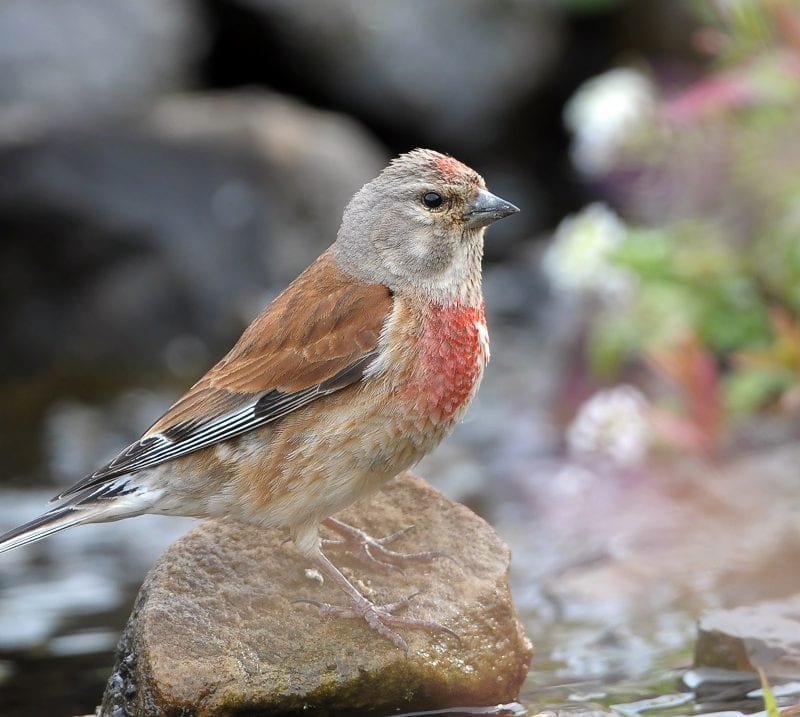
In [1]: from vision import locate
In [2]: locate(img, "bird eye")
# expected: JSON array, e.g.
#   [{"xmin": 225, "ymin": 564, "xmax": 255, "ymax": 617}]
[{"xmin": 421, "ymin": 191, "xmax": 444, "ymax": 209}]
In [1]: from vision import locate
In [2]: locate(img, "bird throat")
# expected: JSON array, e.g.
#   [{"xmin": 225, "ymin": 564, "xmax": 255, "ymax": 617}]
[{"xmin": 407, "ymin": 301, "xmax": 489, "ymax": 420}]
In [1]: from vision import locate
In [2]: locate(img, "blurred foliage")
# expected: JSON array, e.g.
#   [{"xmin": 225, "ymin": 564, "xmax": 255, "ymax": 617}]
[
  {"xmin": 646, "ymin": 335, "xmax": 724, "ymax": 456},
  {"xmin": 580, "ymin": 0, "xmax": 800, "ymax": 440}
]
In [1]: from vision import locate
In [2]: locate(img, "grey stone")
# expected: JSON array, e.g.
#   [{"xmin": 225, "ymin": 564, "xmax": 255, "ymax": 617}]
[
  {"xmin": 100, "ymin": 472, "xmax": 532, "ymax": 716},
  {"xmin": 695, "ymin": 596, "xmax": 800, "ymax": 679}
]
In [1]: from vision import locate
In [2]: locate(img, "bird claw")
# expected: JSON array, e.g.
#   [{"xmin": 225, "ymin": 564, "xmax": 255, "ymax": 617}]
[
  {"xmin": 322, "ymin": 518, "xmax": 454, "ymax": 571},
  {"xmin": 296, "ymin": 591, "xmax": 459, "ymax": 651}
]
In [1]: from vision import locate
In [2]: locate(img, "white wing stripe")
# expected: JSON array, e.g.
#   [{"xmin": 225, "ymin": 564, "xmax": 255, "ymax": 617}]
[{"xmin": 102, "ymin": 387, "xmax": 328, "ymax": 476}]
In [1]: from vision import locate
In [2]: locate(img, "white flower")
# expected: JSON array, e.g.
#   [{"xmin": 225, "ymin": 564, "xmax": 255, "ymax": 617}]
[
  {"xmin": 567, "ymin": 385, "xmax": 651, "ymax": 468},
  {"xmin": 564, "ymin": 67, "xmax": 656, "ymax": 175},
  {"xmin": 541, "ymin": 203, "xmax": 634, "ymax": 301}
]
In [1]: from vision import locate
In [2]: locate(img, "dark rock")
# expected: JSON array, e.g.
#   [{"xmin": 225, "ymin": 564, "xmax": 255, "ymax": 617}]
[
  {"xmin": 694, "ymin": 595, "xmax": 800, "ymax": 678},
  {"xmin": 100, "ymin": 472, "xmax": 532, "ymax": 716},
  {"xmin": 0, "ymin": 91, "xmax": 387, "ymax": 379},
  {"xmin": 230, "ymin": 0, "xmax": 562, "ymax": 149}
]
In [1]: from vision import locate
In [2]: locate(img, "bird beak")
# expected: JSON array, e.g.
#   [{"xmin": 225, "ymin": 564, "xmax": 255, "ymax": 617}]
[{"xmin": 465, "ymin": 189, "xmax": 520, "ymax": 228}]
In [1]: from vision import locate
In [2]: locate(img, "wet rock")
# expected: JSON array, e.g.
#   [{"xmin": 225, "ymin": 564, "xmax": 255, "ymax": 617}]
[
  {"xmin": 0, "ymin": 91, "xmax": 387, "ymax": 379},
  {"xmin": 694, "ymin": 595, "xmax": 800, "ymax": 678},
  {"xmin": 681, "ymin": 666, "xmax": 763, "ymax": 713},
  {"xmin": 100, "ymin": 472, "xmax": 532, "ymax": 716}
]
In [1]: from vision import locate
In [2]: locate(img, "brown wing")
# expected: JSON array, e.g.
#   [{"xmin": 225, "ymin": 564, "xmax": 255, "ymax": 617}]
[
  {"xmin": 150, "ymin": 251, "xmax": 390, "ymax": 428},
  {"xmin": 55, "ymin": 252, "xmax": 392, "ymax": 500}
]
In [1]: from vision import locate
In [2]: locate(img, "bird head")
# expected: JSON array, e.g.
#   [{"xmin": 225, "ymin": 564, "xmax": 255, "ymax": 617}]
[{"xmin": 334, "ymin": 149, "xmax": 518, "ymax": 305}]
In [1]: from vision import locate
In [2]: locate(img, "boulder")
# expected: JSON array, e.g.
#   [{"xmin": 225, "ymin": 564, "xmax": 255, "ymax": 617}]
[
  {"xmin": 231, "ymin": 0, "xmax": 562, "ymax": 150},
  {"xmin": 694, "ymin": 595, "xmax": 800, "ymax": 678},
  {"xmin": 100, "ymin": 472, "xmax": 532, "ymax": 716},
  {"xmin": 0, "ymin": 91, "xmax": 387, "ymax": 379}
]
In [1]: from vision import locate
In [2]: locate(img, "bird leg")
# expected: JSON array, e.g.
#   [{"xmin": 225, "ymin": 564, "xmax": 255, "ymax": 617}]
[
  {"xmin": 297, "ymin": 546, "xmax": 457, "ymax": 651},
  {"xmin": 321, "ymin": 517, "xmax": 448, "ymax": 570}
]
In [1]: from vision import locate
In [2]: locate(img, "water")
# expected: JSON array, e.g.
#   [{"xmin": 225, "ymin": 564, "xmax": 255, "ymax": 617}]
[
  {"xmin": 0, "ymin": 496, "xmax": 194, "ymax": 716},
  {"xmin": 1, "ymin": 568, "xmax": 792, "ymax": 717},
  {"xmin": 1, "ymin": 325, "xmax": 799, "ymax": 715},
  {"xmin": 0, "ymin": 503, "xmax": 794, "ymax": 716}
]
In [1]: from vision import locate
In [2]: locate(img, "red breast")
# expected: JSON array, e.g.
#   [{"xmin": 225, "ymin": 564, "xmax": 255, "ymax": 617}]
[{"xmin": 401, "ymin": 300, "xmax": 489, "ymax": 420}]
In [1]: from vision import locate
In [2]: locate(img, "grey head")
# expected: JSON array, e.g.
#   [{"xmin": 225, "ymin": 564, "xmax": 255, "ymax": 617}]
[{"xmin": 333, "ymin": 149, "xmax": 518, "ymax": 306}]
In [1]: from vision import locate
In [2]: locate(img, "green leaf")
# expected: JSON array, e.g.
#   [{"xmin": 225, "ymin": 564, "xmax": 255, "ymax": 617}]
[
  {"xmin": 758, "ymin": 666, "xmax": 780, "ymax": 717},
  {"xmin": 724, "ymin": 367, "xmax": 795, "ymax": 414}
]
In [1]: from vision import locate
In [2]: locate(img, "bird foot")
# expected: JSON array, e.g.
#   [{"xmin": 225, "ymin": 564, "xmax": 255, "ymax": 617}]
[
  {"xmin": 295, "ymin": 592, "xmax": 458, "ymax": 651},
  {"xmin": 322, "ymin": 517, "xmax": 450, "ymax": 571}
]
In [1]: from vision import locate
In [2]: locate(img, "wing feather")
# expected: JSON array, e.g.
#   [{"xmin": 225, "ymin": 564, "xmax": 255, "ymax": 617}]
[{"xmin": 54, "ymin": 252, "xmax": 392, "ymax": 500}]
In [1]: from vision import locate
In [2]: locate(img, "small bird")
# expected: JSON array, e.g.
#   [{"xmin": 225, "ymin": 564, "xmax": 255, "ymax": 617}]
[{"xmin": 0, "ymin": 149, "xmax": 518, "ymax": 648}]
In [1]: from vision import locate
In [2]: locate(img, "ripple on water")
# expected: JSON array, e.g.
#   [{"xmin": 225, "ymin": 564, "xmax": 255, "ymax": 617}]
[
  {"xmin": 0, "ymin": 571, "xmax": 120, "ymax": 650},
  {"xmin": 0, "ymin": 489, "xmax": 195, "ymax": 652},
  {"xmin": 47, "ymin": 629, "xmax": 120, "ymax": 657}
]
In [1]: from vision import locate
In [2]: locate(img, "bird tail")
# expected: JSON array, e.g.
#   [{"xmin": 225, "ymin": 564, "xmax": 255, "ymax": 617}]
[
  {"xmin": 0, "ymin": 482, "xmax": 154, "ymax": 554},
  {"xmin": 0, "ymin": 504, "xmax": 101, "ymax": 554}
]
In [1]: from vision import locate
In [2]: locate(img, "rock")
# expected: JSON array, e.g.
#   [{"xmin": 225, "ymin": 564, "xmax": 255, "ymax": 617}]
[
  {"xmin": 0, "ymin": 90, "xmax": 387, "ymax": 380},
  {"xmin": 694, "ymin": 596, "xmax": 800, "ymax": 678},
  {"xmin": 0, "ymin": 0, "xmax": 204, "ymax": 142},
  {"xmin": 100, "ymin": 472, "xmax": 532, "ymax": 716},
  {"xmin": 230, "ymin": 0, "xmax": 562, "ymax": 149}
]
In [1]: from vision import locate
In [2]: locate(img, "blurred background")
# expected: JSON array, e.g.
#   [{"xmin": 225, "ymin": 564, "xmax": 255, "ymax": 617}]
[{"xmin": 2, "ymin": 1, "xmax": 800, "ymax": 715}]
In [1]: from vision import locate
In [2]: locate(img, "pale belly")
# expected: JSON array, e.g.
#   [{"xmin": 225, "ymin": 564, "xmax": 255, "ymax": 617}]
[
  {"xmin": 232, "ymin": 384, "xmax": 472, "ymax": 531},
  {"xmin": 162, "ymin": 301, "xmax": 489, "ymax": 534}
]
